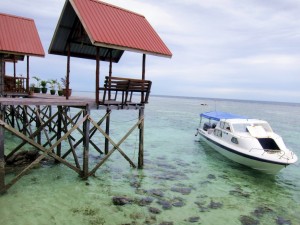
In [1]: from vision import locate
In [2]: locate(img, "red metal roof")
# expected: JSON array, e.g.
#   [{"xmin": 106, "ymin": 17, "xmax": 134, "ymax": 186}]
[
  {"xmin": 70, "ymin": 0, "xmax": 172, "ymax": 58},
  {"xmin": 0, "ymin": 13, "xmax": 45, "ymax": 57}
]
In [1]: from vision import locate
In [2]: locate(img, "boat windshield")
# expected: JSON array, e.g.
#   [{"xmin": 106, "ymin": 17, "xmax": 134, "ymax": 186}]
[{"xmin": 232, "ymin": 122, "xmax": 272, "ymax": 133}]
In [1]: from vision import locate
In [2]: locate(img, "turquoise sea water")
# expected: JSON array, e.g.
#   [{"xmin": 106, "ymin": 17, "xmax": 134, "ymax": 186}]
[{"xmin": 0, "ymin": 94, "xmax": 300, "ymax": 225}]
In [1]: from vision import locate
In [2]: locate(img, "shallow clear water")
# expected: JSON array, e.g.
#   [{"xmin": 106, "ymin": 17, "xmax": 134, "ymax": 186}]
[{"xmin": 1, "ymin": 95, "xmax": 300, "ymax": 225}]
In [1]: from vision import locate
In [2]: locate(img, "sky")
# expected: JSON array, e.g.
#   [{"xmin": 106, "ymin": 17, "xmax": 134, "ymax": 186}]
[{"xmin": 1, "ymin": 0, "xmax": 300, "ymax": 103}]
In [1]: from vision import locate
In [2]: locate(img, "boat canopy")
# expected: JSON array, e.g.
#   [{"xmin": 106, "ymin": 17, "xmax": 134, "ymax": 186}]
[{"xmin": 200, "ymin": 111, "xmax": 247, "ymax": 121}]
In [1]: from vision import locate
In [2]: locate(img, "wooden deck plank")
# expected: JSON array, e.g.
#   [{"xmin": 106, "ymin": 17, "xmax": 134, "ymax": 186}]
[
  {"xmin": 0, "ymin": 94, "xmax": 144, "ymax": 110},
  {"xmin": 0, "ymin": 94, "xmax": 97, "ymax": 107}
]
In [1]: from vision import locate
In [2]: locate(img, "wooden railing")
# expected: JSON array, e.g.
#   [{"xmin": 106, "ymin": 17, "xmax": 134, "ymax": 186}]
[
  {"xmin": 4, "ymin": 76, "xmax": 28, "ymax": 94},
  {"xmin": 99, "ymin": 76, "xmax": 152, "ymax": 106}
]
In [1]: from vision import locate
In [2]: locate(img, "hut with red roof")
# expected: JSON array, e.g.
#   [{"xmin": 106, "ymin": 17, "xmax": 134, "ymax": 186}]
[{"xmin": 0, "ymin": 13, "xmax": 45, "ymax": 96}]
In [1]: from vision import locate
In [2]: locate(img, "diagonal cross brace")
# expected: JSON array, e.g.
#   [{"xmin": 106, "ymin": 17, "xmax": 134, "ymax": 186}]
[
  {"xmin": 0, "ymin": 115, "xmax": 88, "ymax": 190},
  {"xmin": 88, "ymin": 116, "xmax": 144, "ymax": 177}
]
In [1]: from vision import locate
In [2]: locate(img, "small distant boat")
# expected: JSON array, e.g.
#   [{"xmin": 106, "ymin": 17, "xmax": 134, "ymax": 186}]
[{"xmin": 195, "ymin": 111, "xmax": 298, "ymax": 174}]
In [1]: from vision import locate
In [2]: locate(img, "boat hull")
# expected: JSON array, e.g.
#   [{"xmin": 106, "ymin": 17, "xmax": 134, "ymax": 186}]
[{"xmin": 199, "ymin": 132, "xmax": 287, "ymax": 174}]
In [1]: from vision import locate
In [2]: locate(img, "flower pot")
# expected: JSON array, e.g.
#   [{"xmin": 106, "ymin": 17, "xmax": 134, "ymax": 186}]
[
  {"xmin": 34, "ymin": 87, "xmax": 41, "ymax": 93},
  {"xmin": 50, "ymin": 90, "xmax": 56, "ymax": 95},
  {"xmin": 63, "ymin": 88, "xmax": 72, "ymax": 97},
  {"xmin": 58, "ymin": 90, "xmax": 63, "ymax": 96},
  {"xmin": 41, "ymin": 88, "xmax": 48, "ymax": 94}
]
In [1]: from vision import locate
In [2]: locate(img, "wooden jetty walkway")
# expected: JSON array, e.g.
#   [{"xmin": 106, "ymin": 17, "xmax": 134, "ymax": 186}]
[
  {"xmin": 0, "ymin": 93, "xmax": 145, "ymax": 192},
  {"xmin": 0, "ymin": 0, "xmax": 172, "ymax": 194}
]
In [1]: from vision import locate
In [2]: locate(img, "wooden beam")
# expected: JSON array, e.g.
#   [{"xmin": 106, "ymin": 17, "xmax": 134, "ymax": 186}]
[
  {"xmin": 88, "ymin": 116, "xmax": 144, "ymax": 176},
  {"xmin": 1, "ymin": 114, "xmax": 89, "ymax": 190}
]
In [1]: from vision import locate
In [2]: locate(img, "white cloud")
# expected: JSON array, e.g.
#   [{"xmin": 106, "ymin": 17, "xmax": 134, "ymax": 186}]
[{"xmin": 1, "ymin": 0, "xmax": 300, "ymax": 103}]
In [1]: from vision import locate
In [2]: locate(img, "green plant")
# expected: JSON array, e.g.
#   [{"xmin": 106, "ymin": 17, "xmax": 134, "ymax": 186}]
[
  {"xmin": 32, "ymin": 76, "xmax": 41, "ymax": 87},
  {"xmin": 49, "ymin": 79, "xmax": 57, "ymax": 90},
  {"xmin": 41, "ymin": 80, "xmax": 48, "ymax": 88},
  {"xmin": 57, "ymin": 82, "xmax": 62, "ymax": 90}
]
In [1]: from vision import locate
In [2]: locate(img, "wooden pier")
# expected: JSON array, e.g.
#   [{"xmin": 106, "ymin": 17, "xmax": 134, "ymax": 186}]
[
  {"xmin": 0, "ymin": 93, "xmax": 146, "ymax": 193},
  {"xmin": 0, "ymin": 0, "xmax": 172, "ymax": 194}
]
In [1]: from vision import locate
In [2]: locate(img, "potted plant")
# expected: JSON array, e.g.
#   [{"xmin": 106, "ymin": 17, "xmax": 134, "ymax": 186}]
[
  {"xmin": 49, "ymin": 79, "xmax": 57, "ymax": 95},
  {"xmin": 41, "ymin": 80, "xmax": 48, "ymax": 94},
  {"xmin": 61, "ymin": 77, "xmax": 72, "ymax": 97},
  {"xmin": 32, "ymin": 76, "xmax": 41, "ymax": 93},
  {"xmin": 57, "ymin": 82, "xmax": 63, "ymax": 96}
]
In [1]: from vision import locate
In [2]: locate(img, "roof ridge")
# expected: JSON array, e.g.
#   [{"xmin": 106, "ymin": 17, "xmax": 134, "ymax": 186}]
[
  {"xmin": 92, "ymin": 0, "xmax": 145, "ymax": 18},
  {"xmin": 0, "ymin": 12, "xmax": 34, "ymax": 22}
]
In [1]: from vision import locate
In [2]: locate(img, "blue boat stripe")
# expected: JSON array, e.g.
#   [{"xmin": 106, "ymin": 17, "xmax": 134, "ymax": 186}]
[{"xmin": 199, "ymin": 132, "xmax": 288, "ymax": 166}]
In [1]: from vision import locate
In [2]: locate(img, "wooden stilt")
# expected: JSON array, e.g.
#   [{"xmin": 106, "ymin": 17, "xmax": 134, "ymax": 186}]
[
  {"xmin": 60, "ymin": 109, "xmax": 81, "ymax": 169},
  {"xmin": 0, "ymin": 105, "xmax": 5, "ymax": 194},
  {"xmin": 138, "ymin": 54, "xmax": 146, "ymax": 169},
  {"xmin": 138, "ymin": 108, "xmax": 144, "ymax": 169},
  {"xmin": 56, "ymin": 106, "xmax": 62, "ymax": 159},
  {"xmin": 0, "ymin": 56, "xmax": 4, "ymax": 96},
  {"xmin": 66, "ymin": 44, "xmax": 71, "ymax": 100},
  {"xmin": 22, "ymin": 106, "xmax": 27, "ymax": 135},
  {"xmin": 82, "ymin": 105, "xmax": 90, "ymax": 179},
  {"xmin": 36, "ymin": 106, "xmax": 41, "ymax": 145},
  {"xmin": 10, "ymin": 106, "xmax": 15, "ymax": 128},
  {"xmin": 26, "ymin": 55, "xmax": 29, "ymax": 93},
  {"xmin": 105, "ymin": 108, "xmax": 110, "ymax": 154},
  {"xmin": 95, "ymin": 47, "xmax": 100, "ymax": 104}
]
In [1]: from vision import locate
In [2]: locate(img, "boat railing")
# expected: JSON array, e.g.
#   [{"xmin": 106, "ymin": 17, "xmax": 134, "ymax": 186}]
[{"xmin": 249, "ymin": 147, "xmax": 285, "ymax": 157}]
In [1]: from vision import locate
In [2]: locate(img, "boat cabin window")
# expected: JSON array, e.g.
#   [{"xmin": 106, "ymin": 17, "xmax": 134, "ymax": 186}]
[
  {"xmin": 231, "ymin": 137, "xmax": 238, "ymax": 144},
  {"xmin": 220, "ymin": 122, "xmax": 225, "ymax": 129},
  {"xmin": 232, "ymin": 124, "xmax": 248, "ymax": 133},
  {"xmin": 214, "ymin": 129, "xmax": 222, "ymax": 137},
  {"xmin": 253, "ymin": 123, "xmax": 272, "ymax": 132},
  {"xmin": 220, "ymin": 122, "xmax": 231, "ymax": 132},
  {"xmin": 232, "ymin": 122, "xmax": 272, "ymax": 133}
]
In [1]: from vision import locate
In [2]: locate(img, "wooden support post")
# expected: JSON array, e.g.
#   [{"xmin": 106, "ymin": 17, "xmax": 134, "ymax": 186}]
[
  {"xmin": 36, "ymin": 106, "xmax": 41, "ymax": 145},
  {"xmin": 141, "ymin": 54, "xmax": 146, "ymax": 102},
  {"xmin": 138, "ymin": 107, "xmax": 144, "ymax": 169},
  {"xmin": 139, "ymin": 54, "xmax": 146, "ymax": 168},
  {"xmin": 66, "ymin": 44, "xmax": 71, "ymax": 100},
  {"xmin": 108, "ymin": 50, "xmax": 112, "ymax": 100},
  {"xmin": 95, "ymin": 47, "xmax": 100, "ymax": 104},
  {"xmin": 0, "ymin": 105, "xmax": 5, "ymax": 194},
  {"xmin": 26, "ymin": 55, "xmax": 29, "ymax": 93},
  {"xmin": 82, "ymin": 105, "xmax": 90, "ymax": 179},
  {"xmin": 13, "ymin": 56, "xmax": 16, "ymax": 79},
  {"xmin": 10, "ymin": 106, "xmax": 15, "ymax": 128},
  {"xmin": 22, "ymin": 106, "xmax": 26, "ymax": 135},
  {"xmin": 105, "ymin": 108, "xmax": 111, "ymax": 154},
  {"xmin": 0, "ymin": 55, "xmax": 4, "ymax": 96},
  {"xmin": 48, "ymin": 106, "xmax": 53, "ymax": 133},
  {"xmin": 57, "ymin": 106, "xmax": 62, "ymax": 159}
]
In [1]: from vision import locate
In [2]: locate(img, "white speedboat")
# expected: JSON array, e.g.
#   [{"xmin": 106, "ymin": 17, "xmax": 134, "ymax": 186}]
[{"xmin": 195, "ymin": 111, "xmax": 298, "ymax": 174}]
